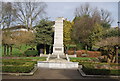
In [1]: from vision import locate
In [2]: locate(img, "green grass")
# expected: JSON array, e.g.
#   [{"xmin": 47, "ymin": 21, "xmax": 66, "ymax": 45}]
[
  {"xmin": 3, "ymin": 57, "xmax": 46, "ymax": 61},
  {"xmin": 70, "ymin": 57, "xmax": 97, "ymax": 60},
  {"xmin": 2, "ymin": 45, "xmax": 36, "ymax": 57},
  {"xmin": 18, "ymin": 57, "xmax": 46, "ymax": 61}
]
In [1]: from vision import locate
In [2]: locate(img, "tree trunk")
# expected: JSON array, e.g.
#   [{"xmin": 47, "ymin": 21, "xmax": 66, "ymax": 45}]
[
  {"xmin": 4, "ymin": 45, "xmax": 6, "ymax": 56},
  {"xmin": 7, "ymin": 45, "xmax": 9, "ymax": 55},
  {"xmin": 44, "ymin": 44, "xmax": 46, "ymax": 54},
  {"xmin": 89, "ymin": 46, "xmax": 92, "ymax": 51},
  {"xmin": 85, "ymin": 45, "xmax": 88, "ymax": 54},
  {"xmin": 112, "ymin": 56, "xmax": 116, "ymax": 63},
  {"xmin": 10, "ymin": 45, "xmax": 12, "ymax": 56},
  {"xmin": 115, "ymin": 46, "xmax": 118, "ymax": 63}
]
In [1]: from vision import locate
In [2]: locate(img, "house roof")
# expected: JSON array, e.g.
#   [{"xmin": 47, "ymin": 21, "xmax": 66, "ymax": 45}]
[{"xmin": 3, "ymin": 25, "xmax": 29, "ymax": 31}]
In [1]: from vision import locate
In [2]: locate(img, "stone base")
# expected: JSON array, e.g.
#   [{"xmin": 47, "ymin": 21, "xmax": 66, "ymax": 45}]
[
  {"xmin": 46, "ymin": 54, "xmax": 69, "ymax": 62},
  {"xmin": 37, "ymin": 61, "xmax": 78, "ymax": 69}
]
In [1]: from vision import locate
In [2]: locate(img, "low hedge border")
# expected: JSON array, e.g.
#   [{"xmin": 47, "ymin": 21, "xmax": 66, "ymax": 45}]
[
  {"xmin": 78, "ymin": 67, "xmax": 120, "ymax": 78},
  {"xmin": 2, "ymin": 59, "xmax": 37, "ymax": 64},
  {"xmin": 2, "ymin": 59, "xmax": 36, "ymax": 73},
  {"xmin": 2, "ymin": 62, "xmax": 35, "ymax": 73},
  {"xmin": 71, "ymin": 59, "xmax": 120, "ymax": 66},
  {"xmin": 82, "ymin": 64, "xmax": 120, "ymax": 75},
  {"xmin": 2, "ymin": 64, "xmax": 38, "ymax": 76}
]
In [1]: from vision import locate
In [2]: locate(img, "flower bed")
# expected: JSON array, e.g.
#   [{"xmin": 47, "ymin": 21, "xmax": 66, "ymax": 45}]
[
  {"xmin": 67, "ymin": 50, "xmax": 74, "ymax": 55},
  {"xmin": 67, "ymin": 50, "xmax": 101, "ymax": 57}
]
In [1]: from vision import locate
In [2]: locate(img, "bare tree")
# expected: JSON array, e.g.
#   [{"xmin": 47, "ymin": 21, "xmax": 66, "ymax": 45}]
[
  {"xmin": 92, "ymin": 7, "xmax": 101, "ymax": 24},
  {"xmin": 0, "ymin": 2, "xmax": 17, "ymax": 29},
  {"xmin": 100, "ymin": 9, "xmax": 113, "ymax": 24},
  {"xmin": 74, "ymin": 3, "xmax": 92, "ymax": 17},
  {"xmin": 74, "ymin": 3, "xmax": 113, "ymax": 26},
  {"xmin": 13, "ymin": 2, "xmax": 47, "ymax": 29}
]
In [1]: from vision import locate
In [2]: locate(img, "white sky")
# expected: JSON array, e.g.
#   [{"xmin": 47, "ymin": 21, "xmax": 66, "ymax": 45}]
[
  {"xmin": 46, "ymin": 2, "xmax": 118, "ymax": 27},
  {"xmin": 0, "ymin": 0, "xmax": 119, "ymax": 27}
]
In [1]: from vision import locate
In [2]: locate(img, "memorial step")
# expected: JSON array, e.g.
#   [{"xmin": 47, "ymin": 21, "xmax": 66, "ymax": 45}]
[{"xmin": 37, "ymin": 61, "xmax": 78, "ymax": 69}]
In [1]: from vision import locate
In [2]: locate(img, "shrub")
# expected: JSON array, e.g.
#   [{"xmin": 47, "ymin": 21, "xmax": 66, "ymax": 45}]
[
  {"xmin": 27, "ymin": 48, "xmax": 35, "ymax": 50},
  {"xmin": 67, "ymin": 50, "xmax": 74, "ymax": 55},
  {"xmin": 24, "ymin": 50, "xmax": 38, "ymax": 56}
]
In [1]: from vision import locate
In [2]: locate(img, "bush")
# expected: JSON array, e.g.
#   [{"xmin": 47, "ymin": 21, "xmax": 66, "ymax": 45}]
[
  {"xmin": 2, "ymin": 60, "xmax": 35, "ymax": 73},
  {"xmin": 67, "ymin": 50, "xmax": 74, "ymax": 55},
  {"xmin": 27, "ymin": 48, "xmax": 35, "ymax": 50},
  {"xmin": 24, "ymin": 50, "xmax": 38, "ymax": 56}
]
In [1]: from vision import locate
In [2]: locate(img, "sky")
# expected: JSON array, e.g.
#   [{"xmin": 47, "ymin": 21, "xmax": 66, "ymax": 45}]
[
  {"xmin": 46, "ymin": 2, "xmax": 118, "ymax": 27},
  {"xmin": 0, "ymin": 0, "xmax": 119, "ymax": 27}
]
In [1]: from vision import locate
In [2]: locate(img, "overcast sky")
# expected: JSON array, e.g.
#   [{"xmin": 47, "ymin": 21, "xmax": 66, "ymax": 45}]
[
  {"xmin": 0, "ymin": 0, "xmax": 119, "ymax": 27},
  {"xmin": 46, "ymin": 2, "xmax": 118, "ymax": 27}
]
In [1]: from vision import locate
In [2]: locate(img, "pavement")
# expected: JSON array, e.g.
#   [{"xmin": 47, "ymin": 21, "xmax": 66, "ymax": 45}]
[
  {"xmin": 2, "ymin": 68, "xmax": 120, "ymax": 81},
  {"xmin": 2, "ymin": 68, "xmax": 83, "ymax": 79}
]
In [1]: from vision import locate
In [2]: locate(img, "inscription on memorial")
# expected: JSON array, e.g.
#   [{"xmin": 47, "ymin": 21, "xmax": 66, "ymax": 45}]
[{"xmin": 55, "ymin": 48, "xmax": 62, "ymax": 51}]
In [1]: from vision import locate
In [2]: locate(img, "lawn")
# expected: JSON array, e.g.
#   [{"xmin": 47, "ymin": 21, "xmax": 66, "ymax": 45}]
[
  {"xmin": 19, "ymin": 57, "xmax": 46, "ymax": 61},
  {"xmin": 2, "ymin": 45, "xmax": 36, "ymax": 57},
  {"xmin": 70, "ymin": 57, "xmax": 98, "ymax": 61},
  {"xmin": 3, "ymin": 57, "xmax": 47, "ymax": 61}
]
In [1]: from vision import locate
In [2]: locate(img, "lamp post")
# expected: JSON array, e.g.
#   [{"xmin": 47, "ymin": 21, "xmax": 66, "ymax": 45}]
[
  {"xmin": 44, "ymin": 40, "xmax": 46, "ymax": 54},
  {"xmin": 117, "ymin": 21, "xmax": 120, "ymax": 27},
  {"xmin": 116, "ymin": 21, "xmax": 120, "ymax": 64}
]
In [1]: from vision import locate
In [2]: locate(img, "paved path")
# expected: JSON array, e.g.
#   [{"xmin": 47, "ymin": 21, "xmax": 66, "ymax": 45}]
[
  {"xmin": 2, "ymin": 68, "xmax": 83, "ymax": 79},
  {"xmin": 2, "ymin": 68, "xmax": 119, "ymax": 81}
]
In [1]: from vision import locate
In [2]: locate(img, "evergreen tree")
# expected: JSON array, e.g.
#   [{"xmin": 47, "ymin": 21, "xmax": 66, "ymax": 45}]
[{"xmin": 35, "ymin": 19, "xmax": 54, "ymax": 50}]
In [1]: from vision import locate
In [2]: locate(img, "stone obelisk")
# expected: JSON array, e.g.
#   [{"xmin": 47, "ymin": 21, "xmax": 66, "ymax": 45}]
[{"xmin": 53, "ymin": 17, "xmax": 64, "ymax": 58}]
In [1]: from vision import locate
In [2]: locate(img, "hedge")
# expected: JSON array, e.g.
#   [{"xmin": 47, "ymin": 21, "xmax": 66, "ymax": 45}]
[
  {"xmin": 82, "ymin": 64, "xmax": 120, "ymax": 75},
  {"xmin": 2, "ymin": 59, "xmax": 37, "ymax": 64},
  {"xmin": 71, "ymin": 59, "xmax": 120, "ymax": 66},
  {"xmin": 2, "ymin": 59, "xmax": 35, "ymax": 73},
  {"xmin": 70, "ymin": 59, "xmax": 100, "ymax": 65},
  {"xmin": 24, "ymin": 50, "xmax": 38, "ymax": 56}
]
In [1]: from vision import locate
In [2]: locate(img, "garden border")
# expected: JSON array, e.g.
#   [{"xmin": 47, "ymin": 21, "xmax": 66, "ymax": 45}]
[
  {"xmin": 1, "ymin": 64, "xmax": 38, "ymax": 76},
  {"xmin": 78, "ymin": 65, "xmax": 120, "ymax": 78}
]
